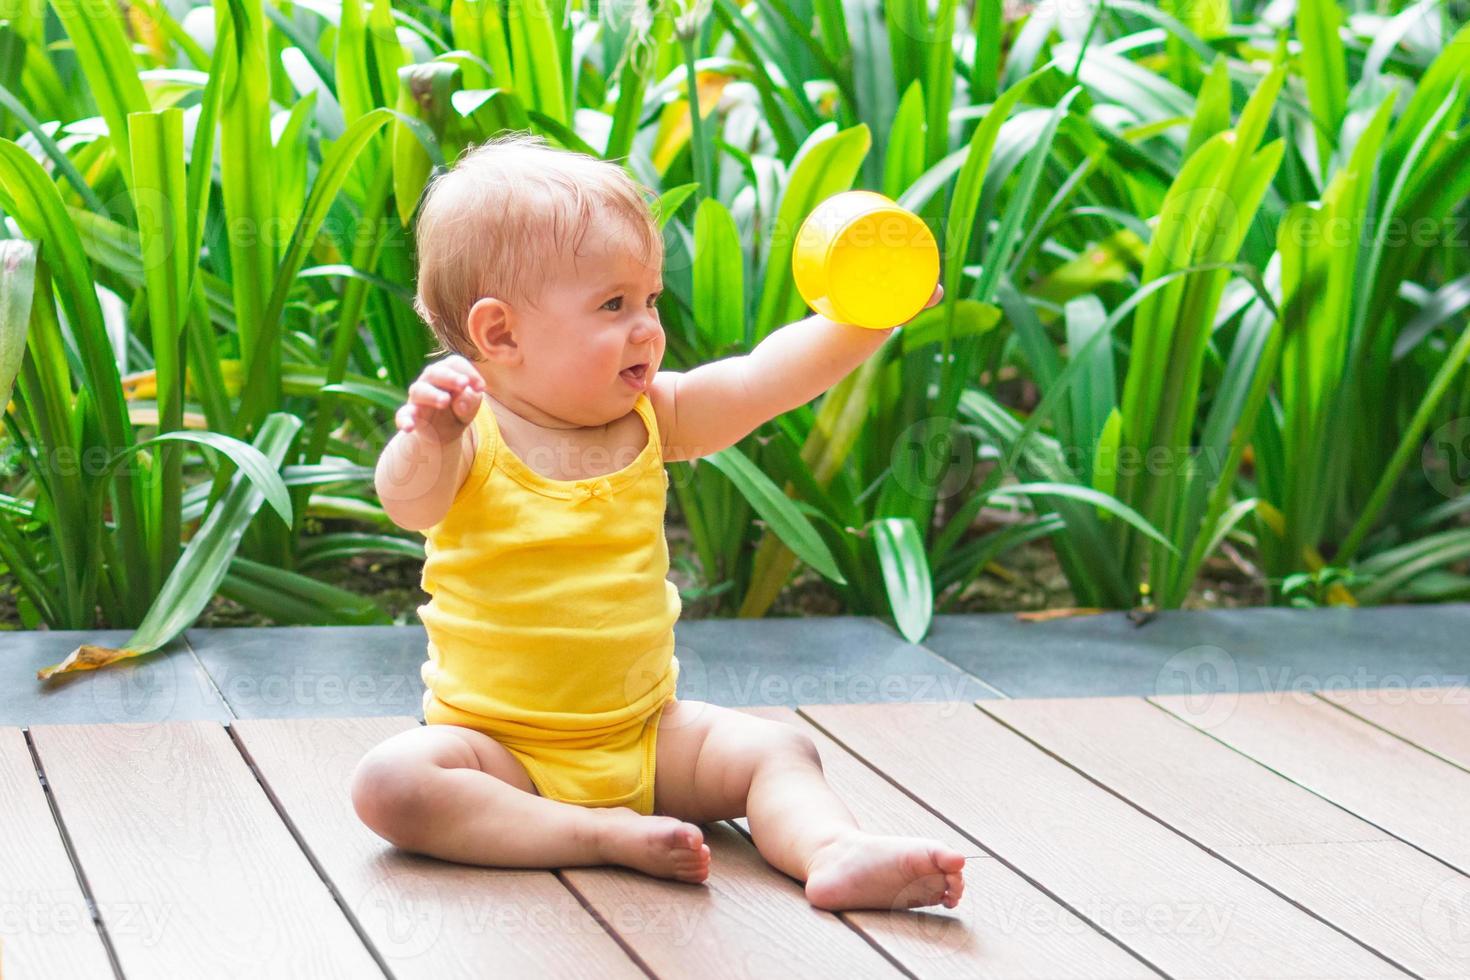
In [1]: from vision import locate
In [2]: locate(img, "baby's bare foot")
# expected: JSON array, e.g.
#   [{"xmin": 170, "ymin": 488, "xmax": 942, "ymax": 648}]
[
  {"xmin": 593, "ymin": 808, "xmax": 710, "ymax": 883},
  {"xmin": 803, "ymin": 831, "xmax": 966, "ymax": 911}
]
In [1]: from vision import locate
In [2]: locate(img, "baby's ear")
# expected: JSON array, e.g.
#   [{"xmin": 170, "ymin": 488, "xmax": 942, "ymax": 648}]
[{"xmin": 466, "ymin": 297, "xmax": 517, "ymax": 360}]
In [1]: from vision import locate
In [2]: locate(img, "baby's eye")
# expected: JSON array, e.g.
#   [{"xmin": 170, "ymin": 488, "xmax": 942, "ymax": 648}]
[{"xmin": 602, "ymin": 296, "xmax": 623, "ymax": 311}]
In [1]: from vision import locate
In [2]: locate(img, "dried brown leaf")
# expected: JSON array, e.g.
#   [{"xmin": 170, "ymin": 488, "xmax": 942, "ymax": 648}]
[{"xmin": 36, "ymin": 644, "xmax": 144, "ymax": 681}]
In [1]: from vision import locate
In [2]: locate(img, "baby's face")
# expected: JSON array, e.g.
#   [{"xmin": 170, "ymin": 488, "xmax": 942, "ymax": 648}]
[{"xmin": 508, "ymin": 225, "xmax": 665, "ymax": 427}]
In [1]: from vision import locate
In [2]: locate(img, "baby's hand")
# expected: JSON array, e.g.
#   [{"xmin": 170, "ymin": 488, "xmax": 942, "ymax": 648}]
[{"xmin": 397, "ymin": 356, "xmax": 486, "ymax": 443}]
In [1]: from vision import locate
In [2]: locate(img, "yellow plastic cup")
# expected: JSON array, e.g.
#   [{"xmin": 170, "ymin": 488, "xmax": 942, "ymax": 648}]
[{"xmin": 792, "ymin": 190, "xmax": 940, "ymax": 329}]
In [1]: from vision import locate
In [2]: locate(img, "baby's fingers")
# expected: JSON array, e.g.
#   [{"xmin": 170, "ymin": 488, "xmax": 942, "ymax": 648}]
[
  {"xmin": 409, "ymin": 379, "xmax": 453, "ymax": 410},
  {"xmin": 438, "ymin": 355, "xmax": 486, "ymax": 390},
  {"xmin": 422, "ymin": 363, "xmax": 464, "ymax": 391},
  {"xmin": 424, "ymin": 360, "xmax": 482, "ymax": 396},
  {"xmin": 450, "ymin": 385, "xmax": 482, "ymax": 424},
  {"xmin": 395, "ymin": 403, "xmax": 418, "ymax": 433}
]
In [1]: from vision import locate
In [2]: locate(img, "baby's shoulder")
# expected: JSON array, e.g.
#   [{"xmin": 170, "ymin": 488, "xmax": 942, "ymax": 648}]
[
  {"xmin": 439, "ymin": 399, "xmax": 495, "ymax": 510},
  {"xmin": 460, "ymin": 415, "xmax": 481, "ymax": 472}
]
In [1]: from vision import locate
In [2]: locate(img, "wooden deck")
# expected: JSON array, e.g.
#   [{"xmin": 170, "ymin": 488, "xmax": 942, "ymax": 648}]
[{"xmin": 3, "ymin": 687, "xmax": 1468, "ymax": 978}]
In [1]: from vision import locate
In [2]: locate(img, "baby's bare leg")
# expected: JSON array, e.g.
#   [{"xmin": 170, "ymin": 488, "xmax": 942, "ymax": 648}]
[
  {"xmin": 351, "ymin": 724, "xmax": 709, "ymax": 882},
  {"xmin": 654, "ymin": 700, "xmax": 965, "ymax": 910}
]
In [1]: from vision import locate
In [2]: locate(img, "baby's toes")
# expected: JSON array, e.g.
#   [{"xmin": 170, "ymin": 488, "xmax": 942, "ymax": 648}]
[
  {"xmin": 906, "ymin": 879, "xmax": 949, "ymax": 909},
  {"xmin": 654, "ymin": 818, "xmax": 700, "ymax": 851},
  {"xmin": 934, "ymin": 845, "xmax": 966, "ymax": 873},
  {"xmin": 674, "ymin": 843, "xmax": 712, "ymax": 883},
  {"xmin": 902, "ymin": 845, "xmax": 948, "ymax": 880},
  {"xmin": 943, "ymin": 872, "xmax": 964, "ymax": 908}
]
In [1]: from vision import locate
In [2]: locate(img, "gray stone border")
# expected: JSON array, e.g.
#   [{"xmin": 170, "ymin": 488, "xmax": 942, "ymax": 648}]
[{"xmin": 2, "ymin": 605, "xmax": 1466, "ymax": 725}]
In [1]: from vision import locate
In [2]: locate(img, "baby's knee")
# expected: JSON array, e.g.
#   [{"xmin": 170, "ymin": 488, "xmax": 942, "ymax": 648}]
[
  {"xmin": 757, "ymin": 720, "xmax": 822, "ymax": 769},
  {"xmin": 350, "ymin": 746, "xmax": 435, "ymax": 850}
]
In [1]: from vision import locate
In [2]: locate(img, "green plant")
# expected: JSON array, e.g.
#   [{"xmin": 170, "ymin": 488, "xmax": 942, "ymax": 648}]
[{"xmin": 2, "ymin": 0, "xmax": 1467, "ymax": 664}]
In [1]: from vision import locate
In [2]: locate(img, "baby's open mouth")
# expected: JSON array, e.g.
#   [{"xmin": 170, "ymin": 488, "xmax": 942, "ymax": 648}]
[{"xmin": 620, "ymin": 363, "xmax": 648, "ymax": 381}]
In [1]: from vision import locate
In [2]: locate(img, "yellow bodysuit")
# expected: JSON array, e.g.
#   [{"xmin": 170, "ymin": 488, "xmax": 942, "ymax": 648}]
[{"xmin": 418, "ymin": 391, "xmax": 681, "ymax": 815}]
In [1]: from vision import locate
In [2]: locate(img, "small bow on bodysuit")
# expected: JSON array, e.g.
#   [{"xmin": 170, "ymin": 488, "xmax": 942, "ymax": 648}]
[{"xmin": 572, "ymin": 476, "xmax": 614, "ymax": 503}]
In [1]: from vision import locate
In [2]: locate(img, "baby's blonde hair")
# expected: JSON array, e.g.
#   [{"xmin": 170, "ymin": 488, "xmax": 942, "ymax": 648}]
[{"xmin": 411, "ymin": 131, "xmax": 664, "ymax": 359}]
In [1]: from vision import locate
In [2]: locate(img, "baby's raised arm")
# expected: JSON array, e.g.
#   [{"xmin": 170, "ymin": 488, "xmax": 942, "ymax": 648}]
[
  {"xmin": 376, "ymin": 356, "xmax": 486, "ymax": 530},
  {"xmin": 650, "ymin": 285, "xmax": 941, "ymax": 462}
]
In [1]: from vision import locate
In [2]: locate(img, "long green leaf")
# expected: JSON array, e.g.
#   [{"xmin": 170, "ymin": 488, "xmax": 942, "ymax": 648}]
[
  {"xmin": 44, "ymin": 0, "xmax": 149, "ymax": 183},
  {"xmin": 942, "ymin": 70, "xmax": 1043, "ymax": 334},
  {"xmin": 704, "ymin": 446, "xmax": 847, "ymax": 585},
  {"xmin": 988, "ymin": 482, "xmax": 1178, "ymax": 553},
  {"xmin": 38, "ymin": 414, "xmax": 302, "ymax": 679},
  {"xmin": 236, "ymin": 107, "xmax": 395, "ymax": 437},
  {"xmin": 693, "ymin": 198, "xmax": 745, "ymax": 352},
  {"xmin": 214, "ymin": 0, "xmax": 278, "ymax": 403},
  {"xmin": 1296, "ymin": 0, "xmax": 1348, "ymax": 179},
  {"xmin": 130, "ymin": 108, "xmax": 192, "ymax": 590},
  {"xmin": 101, "ymin": 430, "xmax": 293, "ymax": 525},
  {"xmin": 872, "ymin": 516, "xmax": 932, "ymax": 643},
  {"xmin": 221, "ymin": 555, "xmax": 392, "ymax": 625},
  {"xmin": 0, "ymin": 239, "xmax": 35, "ymax": 410}
]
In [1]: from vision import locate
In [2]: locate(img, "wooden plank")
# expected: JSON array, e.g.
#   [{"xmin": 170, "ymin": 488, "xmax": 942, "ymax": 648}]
[
  {"xmin": 231, "ymin": 715, "xmax": 640, "ymax": 980},
  {"xmin": 1316, "ymin": 686, "xmax": 1470, "ymax": 771},
  {"xmin": 1153, "ymin": 690, "xmax": 1470, "ymax": 876},
  {"xmin": 739, "ymin": 706, "xmax": 1154, "ymax": 979},
  {"xmin": 983, "ymin": 695, "xmax": 1469, "ymax": 978},
  {"xmin": 28, "ymin": 721, "xmax": 380, "ymax": 978},
  {"xmin": 562, "ymin": 821, "xmax": 903, "ymax": 978},
  {"xmin": 0, "ymin": 728, "xmax": 113, "ymax": 979},
  {"xmin": 801, "ymin": 701, "xmax": 1405, "ymax": 978}
]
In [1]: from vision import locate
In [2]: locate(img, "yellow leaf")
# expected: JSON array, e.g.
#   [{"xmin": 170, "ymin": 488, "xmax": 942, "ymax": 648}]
[
  {"xmin": 126, "ymin": 406, "xmax": 210, "ymax": 429},
  {"xmin": 121, "ymin": 369, "xmax": 158, "ymax": 400},
  {"xmin": 127, "ymin": 4, "xmax": 169, "ymax": 63},
  {"xmin": 1253, "ymin": 500, "xmax": 1359, "ymax": 607},
  {"xmin": 37, "ymin": 643, "xmax": 148, "ymax": 681},
  {"xmin": 984, "ymin": 560, "xmax": 1019, "ymax": 583},
  {"xmin": 122, "ymin": 362, "xmax": 244, "ymax": 401},
  {"xmin": 1015, "ymin": 607, "xmax": 1107, "ymax": 622},
  {"xmin": 651, "ymin": 71, "xmax": 731, "ymax": 172}
]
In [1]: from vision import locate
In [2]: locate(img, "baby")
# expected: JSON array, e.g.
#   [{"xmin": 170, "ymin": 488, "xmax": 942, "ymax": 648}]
[{"xmin": 351, "ymin": 131, "xmax": 965, "ymax": 912}]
